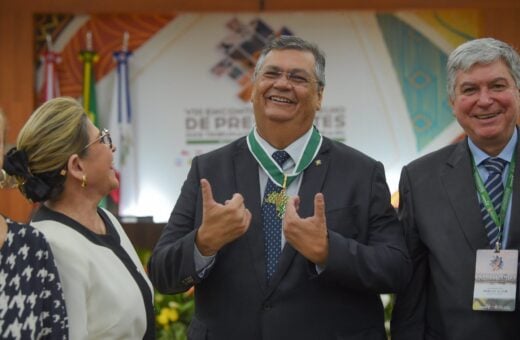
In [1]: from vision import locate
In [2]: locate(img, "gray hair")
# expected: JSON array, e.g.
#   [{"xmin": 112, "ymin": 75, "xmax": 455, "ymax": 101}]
[
  {"xmin": 253, "ymin": 35, "xmax": 326, "ymax": 88},
  {"xmin": 447, "ymin": 37, "xmax": 520, "ymax": 100}
]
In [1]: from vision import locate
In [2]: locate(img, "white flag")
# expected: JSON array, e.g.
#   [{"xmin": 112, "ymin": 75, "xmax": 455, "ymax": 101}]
[
  {"xmin": 40, "ymin": 50, "xmax": 61, "ymax": 103},
  {"xmin": 108, "ymin": 50, "xmax": 138, "ymax": 216}
]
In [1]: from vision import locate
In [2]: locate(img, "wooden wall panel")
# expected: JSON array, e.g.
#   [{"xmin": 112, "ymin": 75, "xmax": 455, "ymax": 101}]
[
  {"xmin": 0, "ymin": 5, "xmax": 35, "ymax": 222},
  {"xmin": 8, "ymin": 0, "xmax": 520, "ymax": 12},
  {"xmin": 264, "ymin": 0, "xmax": 520, "ymax": 11},
  {"xmin": 10, "ymin": 0, "xmax": 260, "ymax": 13},
  {"xmin": 481, "ymin": 10, "xmax": 520, "ymax": 50}
]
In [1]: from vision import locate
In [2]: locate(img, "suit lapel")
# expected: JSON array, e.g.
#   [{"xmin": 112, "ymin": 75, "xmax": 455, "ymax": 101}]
[
  {"xmin": 297, "ymin": 139, "xmax": 332, "ymax": 218},
  {"xmin": 233, "ymin": 140, "xmax": 267, "ymax": 291},
  {"xmin": 442, "ymin": 140, "xmax": 489, "ymax": 250},
  {"xmin": 265, "ymin": 139, "xmax": 331, "ymax": 295},
  {"xmin": 505, "ymin": 139, "xmax": 520, "ymax": 249}
]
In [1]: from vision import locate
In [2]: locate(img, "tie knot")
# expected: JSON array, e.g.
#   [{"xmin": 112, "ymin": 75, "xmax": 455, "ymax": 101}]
[
  {"xmin": 272, "ymin": 150, "xmax": 290, "ymax": 166},
  {"xmin": 483, "ymin": 157, "xmax": 507, "ymax": 174}
]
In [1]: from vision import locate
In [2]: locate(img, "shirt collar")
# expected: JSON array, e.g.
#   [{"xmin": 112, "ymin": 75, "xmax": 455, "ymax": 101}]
[
  {"xmin": 253, "ymin": 126, "xmax": 314, "ymax": 165},
  {"xmin": 467, "ymin": 127, "xmax": 517, "ymax": 166}
]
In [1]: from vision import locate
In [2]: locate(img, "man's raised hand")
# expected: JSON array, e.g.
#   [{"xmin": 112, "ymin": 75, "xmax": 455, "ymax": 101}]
[
  {"xmin": 195, "ymin": 179, "xmax": 251, "ymax": 256},
  {"xmin": 283, "ymin": 193, "xmax": 329, "ymax": 266}
]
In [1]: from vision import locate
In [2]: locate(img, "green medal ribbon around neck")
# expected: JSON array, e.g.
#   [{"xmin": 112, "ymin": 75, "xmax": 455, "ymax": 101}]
[
  {"xmin": 472, "ymin": 154, "xmax": 516, "ymax": 252},
  {"xmin": 247, "ymin": 126, "xmax": 323, "ymax": 217}
]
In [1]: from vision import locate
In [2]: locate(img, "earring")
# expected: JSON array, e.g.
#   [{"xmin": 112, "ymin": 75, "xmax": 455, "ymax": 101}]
[{"xmin": 81, "ymin": 175, "xmax": 87, "ymax": 188}]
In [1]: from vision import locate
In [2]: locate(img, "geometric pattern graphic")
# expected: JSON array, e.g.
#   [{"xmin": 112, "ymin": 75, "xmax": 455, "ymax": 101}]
[
  {"xmin": 211, "ymin": 17, "xmax": 293, "ymax": 102},
  {"xmin": 34, "ymin": 13, "xmax": 73, "ymax": 65},
  {"xmin": 377, "ymin": 13, "xmax": 454, "ymax": 151}
]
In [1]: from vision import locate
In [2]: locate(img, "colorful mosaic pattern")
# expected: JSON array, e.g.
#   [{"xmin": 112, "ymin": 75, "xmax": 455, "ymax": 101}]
[{"xmin": 211, "ymin": 17, "xmax": 293, "ymax": 102}]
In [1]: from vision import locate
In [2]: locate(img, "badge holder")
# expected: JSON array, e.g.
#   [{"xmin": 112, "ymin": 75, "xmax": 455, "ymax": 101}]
[{"xmin": 473, "ymin": 242, "xmax": 518, "ymax": 312}]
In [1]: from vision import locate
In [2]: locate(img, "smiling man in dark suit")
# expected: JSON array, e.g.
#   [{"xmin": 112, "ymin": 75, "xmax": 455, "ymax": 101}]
[
  {"xmin": 391, "ymin": 38, "xmax": 520, "ymax": 340},
  {"xmin": 149, "ymin": 35, "xmax": 410, "ymax": 340}
]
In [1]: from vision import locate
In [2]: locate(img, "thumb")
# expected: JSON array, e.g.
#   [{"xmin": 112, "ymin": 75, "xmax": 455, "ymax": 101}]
[
  {"xmin": 314, "ymin": 193, "xmax": 326, "ymax": 222},
  {"xmin": 200, "ymin": 178, "xmax": 215, "ymax": 209}
]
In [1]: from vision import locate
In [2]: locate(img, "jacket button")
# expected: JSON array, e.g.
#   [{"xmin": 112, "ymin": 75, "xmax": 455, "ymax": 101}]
[{"xmin": 263, "ymin": 303, "xmax": 272, "ymax": 310}]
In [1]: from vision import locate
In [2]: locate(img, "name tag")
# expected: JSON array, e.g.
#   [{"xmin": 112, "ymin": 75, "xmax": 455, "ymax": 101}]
[{"xmin": 473, "ymin": 249, "xmax": 518, "ymax": 312}]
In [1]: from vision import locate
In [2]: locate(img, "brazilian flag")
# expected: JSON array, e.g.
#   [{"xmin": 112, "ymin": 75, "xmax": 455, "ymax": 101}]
[
  {"xmin": 79, "ymin": 49, "xmax": 106, "ymax": 207},
  {"xmin": 79, "ymin": 50, "xmax": 99, "ymax": 126}
]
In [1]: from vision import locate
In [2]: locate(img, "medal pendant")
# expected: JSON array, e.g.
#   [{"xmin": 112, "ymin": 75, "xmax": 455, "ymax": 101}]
[{"xmin": 266, "ymin": 190, "xmax": 288, "ymax": 219}]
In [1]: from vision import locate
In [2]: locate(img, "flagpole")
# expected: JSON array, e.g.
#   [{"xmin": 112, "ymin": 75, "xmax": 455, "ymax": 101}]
[
  {"xmin": 86, "ymin": 31, "xmax": 93, "ymax": 52},
  {"xmin": 122, "ymin": 31, "xmax": 129, "ymax": 52}
]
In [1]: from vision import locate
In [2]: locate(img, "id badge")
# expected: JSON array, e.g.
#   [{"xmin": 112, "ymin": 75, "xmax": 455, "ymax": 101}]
[{"xmin": 473, "ymin": 249, "xmax": 518, "ymax": 311}]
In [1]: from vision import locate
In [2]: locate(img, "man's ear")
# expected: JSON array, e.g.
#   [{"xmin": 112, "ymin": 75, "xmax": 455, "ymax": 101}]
[
  {"xmin": 66, "ymin": 154, "xmax": 85, "ymax": 182},
  {"xmin": 316, "ymin": 87, "xmax": 324, "ymax": 111},
  {"xmin": 250, "ymin": 83, "xmax": 257, "ymax": 104}
]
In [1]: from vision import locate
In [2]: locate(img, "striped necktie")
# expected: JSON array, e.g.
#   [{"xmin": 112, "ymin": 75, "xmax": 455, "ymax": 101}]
[
  {"xmin": 480, "ymin": 157, "xmax": 507, "ymax": 247},
  {"xmin": 262, "ymin": 150, "xmax": 290, "ymax": 281}
]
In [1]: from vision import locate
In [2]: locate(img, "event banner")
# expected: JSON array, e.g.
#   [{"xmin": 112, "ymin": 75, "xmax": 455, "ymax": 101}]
[{"xmin": 36, "ymin": 11, "xmax": 477, "ymax": 221}]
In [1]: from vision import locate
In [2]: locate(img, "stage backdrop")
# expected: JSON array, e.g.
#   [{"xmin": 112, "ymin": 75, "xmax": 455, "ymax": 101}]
[{"xmin": 35, "ymin": 11, "xmax": 478, "ymax": 222}]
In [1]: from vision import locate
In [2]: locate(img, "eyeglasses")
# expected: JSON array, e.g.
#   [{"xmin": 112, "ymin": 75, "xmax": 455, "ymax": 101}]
[
  {"xmin": 259, "ymin": 68, "xmax": 319, "ymax": 87},
  {"xmin": 82, "ymin": 129, "xmax": 112, "ymax": 151}
]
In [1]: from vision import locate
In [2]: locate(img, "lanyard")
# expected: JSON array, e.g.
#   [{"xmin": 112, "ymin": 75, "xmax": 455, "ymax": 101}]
[
  {"xmin": 247, "ymin": 126, "xmax": 322, "ymax": 189},
  {"xmin": 247, "ymin": 126, "xmax": 322, "ymax": 218},
  {"xmin": 472, "ymin": 154, "xmax": 516, "ymax": 251}
]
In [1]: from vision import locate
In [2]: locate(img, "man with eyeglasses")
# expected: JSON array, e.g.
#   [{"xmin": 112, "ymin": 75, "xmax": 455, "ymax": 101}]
[{"xmin": 149, "ymin": 35, "xmax": 411, "ymax": 340}]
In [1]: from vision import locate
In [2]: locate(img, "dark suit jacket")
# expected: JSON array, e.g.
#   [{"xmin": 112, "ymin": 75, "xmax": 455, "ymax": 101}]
[
  {"xmin": 391, "ymin": 137, "xmax": 520, "ymax": 340},
  {"xmin": 149, "ymin": 137, "xmax": 410, "ymax": 340}
]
